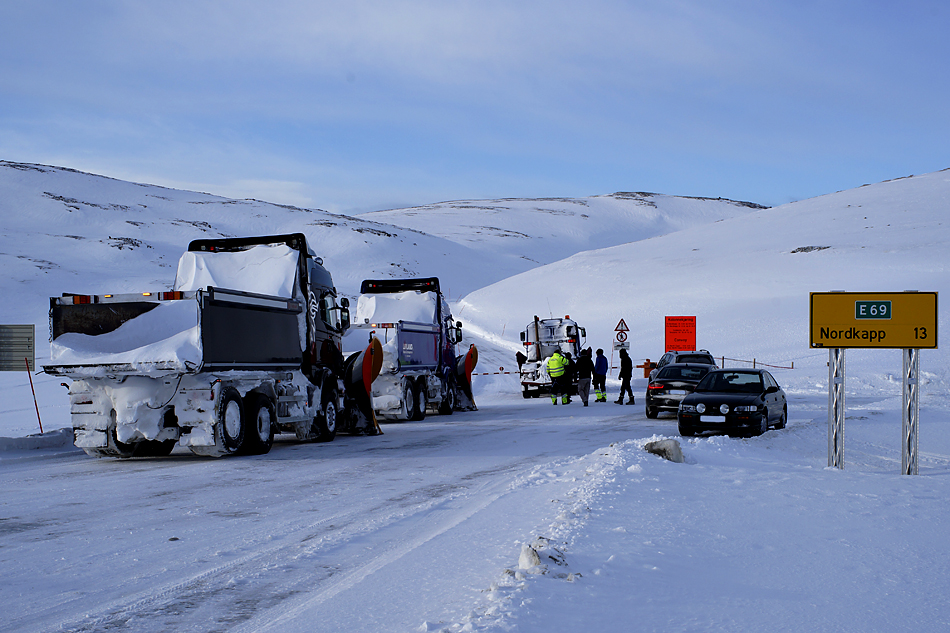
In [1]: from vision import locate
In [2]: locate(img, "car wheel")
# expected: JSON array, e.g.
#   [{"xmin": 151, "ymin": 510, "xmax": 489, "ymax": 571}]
[
  {"xmin": 756, "ymin": 411, "xmax": 769, "ymax": 436},
  {"xmin": 776, "ymin": 407, "xmax": 787, "ymax": 429},
  {"xmin": 243, "ymin": 393, "xmax": 275, "ymax": 455},
  {"xmin": 645, "ymin": 406, "xmax": 658, "ymax": 419},
  {"xmin": 216, "ymin": 386, "xmax": 245, "ymax": 454},
  {"xmin": 678, "ymin": 420, "xmax": 695, "ymax": 437}
]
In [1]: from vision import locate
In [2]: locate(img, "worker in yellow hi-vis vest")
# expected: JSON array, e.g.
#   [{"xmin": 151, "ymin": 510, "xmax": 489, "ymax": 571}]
[{"xmin": 546, "ymin": 350, "xmax": 569, "ymax": 405}]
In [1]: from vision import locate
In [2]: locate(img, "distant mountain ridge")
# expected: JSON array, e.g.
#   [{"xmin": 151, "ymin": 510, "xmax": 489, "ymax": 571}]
[{"xmin": 0, "ymin": 159, "xmax": 759, "ymax": 322}]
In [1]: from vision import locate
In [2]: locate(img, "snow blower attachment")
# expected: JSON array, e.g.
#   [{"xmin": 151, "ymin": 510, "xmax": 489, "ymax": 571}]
[
  {"xmin": 455, "ymin": 344, "xmax": 478, "ymax": 411},
  {"xmin": 343, "ymin": 336, "xmax": 384, "ymax": 434}
]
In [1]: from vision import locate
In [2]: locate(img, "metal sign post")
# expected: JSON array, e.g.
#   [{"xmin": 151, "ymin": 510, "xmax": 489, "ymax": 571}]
[
  {"xmin": 828, "ymin": 348, "xmax": 846, "ymax": 469},
  {"xmin": 0, "ymin": 324, "xmax": 42, "ymax": 433},
  {"xmin": 811, "ymin": 291, "xmax": 937, "ymax": 475},
  {"xmin": 902, "ymin": 348, "xmax": 919, "ymax": 475}
]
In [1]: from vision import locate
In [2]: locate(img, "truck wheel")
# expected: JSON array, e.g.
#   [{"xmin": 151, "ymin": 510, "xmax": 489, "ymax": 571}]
[
  {"xmin": 216, "ymin": 386, "xmax": 245, "ymax": 454},
  {"xmin": 243, "ymin": 394, "xmax": 275, "ymax": 455},
  {"xmin": 439, "ymin": 378, "xmax": 456, "ymax": 415},
  {"xmin": 400, "ymin": 380, "xmax": 415, "ymax": 421},
  {"xmin": 412, "ymin": 381, "xmax": 427, "ymax": 421},
  {"xmin": 312, "ymin": 392, "xmax": 338, "ymax": 442}
]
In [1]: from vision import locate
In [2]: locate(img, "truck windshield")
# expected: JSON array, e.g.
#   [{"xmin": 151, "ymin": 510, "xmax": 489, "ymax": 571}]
[{"xmin": 321, "ymin": 294, "xmax": 344, "ymax": 331}]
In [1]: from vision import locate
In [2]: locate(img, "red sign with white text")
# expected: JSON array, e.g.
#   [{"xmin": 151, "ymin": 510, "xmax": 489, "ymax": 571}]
[{"xmin": 665, "ymin": 316, "xmax": 696, "ymax": 352}]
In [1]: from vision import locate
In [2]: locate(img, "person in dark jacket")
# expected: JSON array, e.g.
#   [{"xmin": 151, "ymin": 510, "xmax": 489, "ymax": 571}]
[
  {"xmin": 575, "ymin": 348, "xmax": 595, "ymax": 406},
  {"xmin": 615, "ymin": 348, "xmax": 635, "ymax": 404},
  {"xmin": 593, "ymin": 348, "xmax": 608, "ymax": 402},
  {"xmin": 561, "ymin": 352, "xmax": 575, "ymax": 404}
]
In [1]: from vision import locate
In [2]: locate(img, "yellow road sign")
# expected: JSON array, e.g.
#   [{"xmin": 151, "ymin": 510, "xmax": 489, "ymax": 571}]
[{"xmin": 810, "ymin": 292, "xmax": 938, "ymax": 349}]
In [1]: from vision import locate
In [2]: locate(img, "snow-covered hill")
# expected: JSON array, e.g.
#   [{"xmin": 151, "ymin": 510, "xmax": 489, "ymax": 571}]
[
  {"xmin": 3, "ymin": 161, "xmax": 950, "ymax": 633},
  {"xmin": 359, "ymin": 192, "xmax": 763, "ymax": 275},
  {"xmin": 459, "ymin": 169, "xmax": 950, "ymax": 399}
]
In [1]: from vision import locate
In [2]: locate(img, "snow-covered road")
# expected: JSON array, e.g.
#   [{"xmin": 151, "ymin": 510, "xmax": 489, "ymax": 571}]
[
  {"xmin": 3, "ymin": 396, "xmax": 663, "ymax": 633},
  {"xmin": 6, "ymin": 389, "xmax": 950, "ymax": 632}
]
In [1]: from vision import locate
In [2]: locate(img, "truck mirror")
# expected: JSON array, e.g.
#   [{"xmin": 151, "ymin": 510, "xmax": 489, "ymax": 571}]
[
  {"xmin": 580, "ymin": 328, "xmax": 586, "ymax": 338},
  {"xmin": 340, "ymin": 307, "xmax": 350, "ymax": 331},
  {"xmin": 341, "ymin": 297, "xmax": 350, "ymax": 308},
  {"xmin": 520, "ymin": 332, "xmax": 526, "ymax": 342}
]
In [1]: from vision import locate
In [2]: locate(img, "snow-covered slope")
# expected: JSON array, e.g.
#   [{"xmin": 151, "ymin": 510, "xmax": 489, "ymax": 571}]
[
  {"xmin": 359, "ymin": 193, "xmax": 764, "ymax": 275},
  {"xmin": 3, "ymin": 161, "xmax": 950, "ymax": 633},
  {"xmin": 0, "ymin": 160, "xmax": 488, "ymax": 315},
  {"xmin": 458, "ymin": 169, "xmax": 950, "ymax": 397}
]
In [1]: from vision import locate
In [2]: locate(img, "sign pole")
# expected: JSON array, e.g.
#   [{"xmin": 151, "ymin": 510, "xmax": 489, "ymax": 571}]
[
  {"xmin": 26, "ymin": 357, "xmax": 43, "ymax": 434},
  {"xmin": 828, "ymin": 348, "xmax": 845, "ymax": 469},
  {"xmin": 902, "ymin": 348, "xmax": 919, "ymax": 475}
]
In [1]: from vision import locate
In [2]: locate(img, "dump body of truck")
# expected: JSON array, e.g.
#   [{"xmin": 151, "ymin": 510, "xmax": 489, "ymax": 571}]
[
  {"xmin": 518, "ymin": 315, "xmax": 587, "ymax": 398},
  {"xmin": 44, "ymin": 233, "xmax": 382, "ymax": 458},
  {"xmin": 342, "ymin": 277, "xmax": 477, "ymax": 420}
]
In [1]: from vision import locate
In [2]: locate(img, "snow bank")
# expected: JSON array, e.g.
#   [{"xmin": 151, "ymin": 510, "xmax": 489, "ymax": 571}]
[
  {"xmin": 354, "ymin": 290, "xmax": 438, "ymax": 325},
  {"xmin": 50, "ymin": 299, "xmax": 201, "ymax": 370}
]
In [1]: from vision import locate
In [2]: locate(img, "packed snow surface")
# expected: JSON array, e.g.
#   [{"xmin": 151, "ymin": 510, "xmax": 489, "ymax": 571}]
[
  {"xmin": 49, "ymin": 298, "xmax": 202, "ymax": 371},
  {"xmin": 353, "ymin": 290, "xmax": 439, "ymax": 326},
  {"xmin": 2, "ymin": 162, "xmax": 949, "ymax": 632},
  {"xmin": 174, "ymin": 243, "xmax": 300, "ymax": 297}
]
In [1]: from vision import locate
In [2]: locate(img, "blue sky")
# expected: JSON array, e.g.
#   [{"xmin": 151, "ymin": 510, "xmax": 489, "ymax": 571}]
[{"xmin": 1, "ymin": 1, "xmax": 948, "ymax": 213}]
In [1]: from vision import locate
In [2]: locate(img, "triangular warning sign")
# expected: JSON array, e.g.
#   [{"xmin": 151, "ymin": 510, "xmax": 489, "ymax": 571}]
[{"xmin": 615, "ymin": 319, "xmax": 629, "ymax": 332}]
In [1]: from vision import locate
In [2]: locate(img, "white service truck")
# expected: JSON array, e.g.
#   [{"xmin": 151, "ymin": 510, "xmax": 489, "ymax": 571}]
[{"xmin": 517, "ymin": 315, "xmax": 587, "ymax": 398}]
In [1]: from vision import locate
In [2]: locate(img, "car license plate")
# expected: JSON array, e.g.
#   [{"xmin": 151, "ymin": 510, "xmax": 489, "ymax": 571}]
[
  {"xmin": 699, "ymin": 415, "xmax": 725, "ymax": 423},
  {"xmin": 669, "ymin": 389, "xmax": 687, "ymax": 396}
]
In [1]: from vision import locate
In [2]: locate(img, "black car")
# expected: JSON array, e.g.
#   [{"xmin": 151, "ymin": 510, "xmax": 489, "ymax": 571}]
[
  {"xmin": 645, "ymin": 362, "xmax": 715, "ymax": 419},
  {"xmin": 677, "ymin": 368, "xmax": 787, "ymax": 437},
  {"xmin": 650, "ymin": 350, "xmax": 716, "ymax": 379}
]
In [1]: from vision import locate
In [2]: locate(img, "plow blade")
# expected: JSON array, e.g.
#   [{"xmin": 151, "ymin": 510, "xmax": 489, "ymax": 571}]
[
  {"xmin": 343, "ymin": 337, "xmax": 384, "ymax": 434},
  {"xmin": 454, "ymin": 344, "xmax": 478, "ymax": 411}
]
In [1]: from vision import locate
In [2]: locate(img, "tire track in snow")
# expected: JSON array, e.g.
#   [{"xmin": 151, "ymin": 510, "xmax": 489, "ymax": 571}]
[{"xmin": 235, "ymin": 473, "xmax": 521, "ymax": 633}]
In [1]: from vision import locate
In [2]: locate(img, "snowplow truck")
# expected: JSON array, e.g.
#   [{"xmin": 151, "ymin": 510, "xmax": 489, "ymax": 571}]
[
  {"xmin": 43, "ymin": 233, "xmax": 383, "ymax": 458},
  {"xmin": 518, "ymin": 315, "xmax": 587, "ymax": 398},
  {"xmin": 342, "ymin": 277, "xmax": 477, "ymax": 421}
]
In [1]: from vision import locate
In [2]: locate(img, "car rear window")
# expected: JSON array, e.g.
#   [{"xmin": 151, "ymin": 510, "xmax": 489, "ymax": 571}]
[
  {"xmin": 699, "ymin": 372, "xmax": 763, "ymax": 393},
  {"xmin": 657, "ymin": 366, "xmax": 710, "ymax": 381},
  {"xmin": 676, "ymin": 354, "xmax": 714, "ymax": 364}
]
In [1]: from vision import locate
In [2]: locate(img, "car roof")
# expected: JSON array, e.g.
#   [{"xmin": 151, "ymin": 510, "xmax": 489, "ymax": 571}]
[
  {"xmin": 663, "ymin": 362, "xmax": 716, "ymax": 368},
  {"xmin": 706, "ymin": 367, "xmax": 765, "ymax": 374}
]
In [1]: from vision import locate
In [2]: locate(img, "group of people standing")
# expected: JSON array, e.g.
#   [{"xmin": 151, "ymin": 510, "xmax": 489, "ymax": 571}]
[{"xmin": 545, "ymin": 347, "xmax": 636, "ymax": 406}]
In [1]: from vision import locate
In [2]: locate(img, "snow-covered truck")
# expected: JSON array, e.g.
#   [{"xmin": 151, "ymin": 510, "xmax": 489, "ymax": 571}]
[
  {"xmin": 43, "ymin": 233, "xmax": 383, "ymax": 458},
  {"xmin": 517, "ymin": 315, "xmax": 587, "ymax": 398},
  {"xmin": 342, "ymin": 277, "xmax": 478, "ymax": 421}
]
